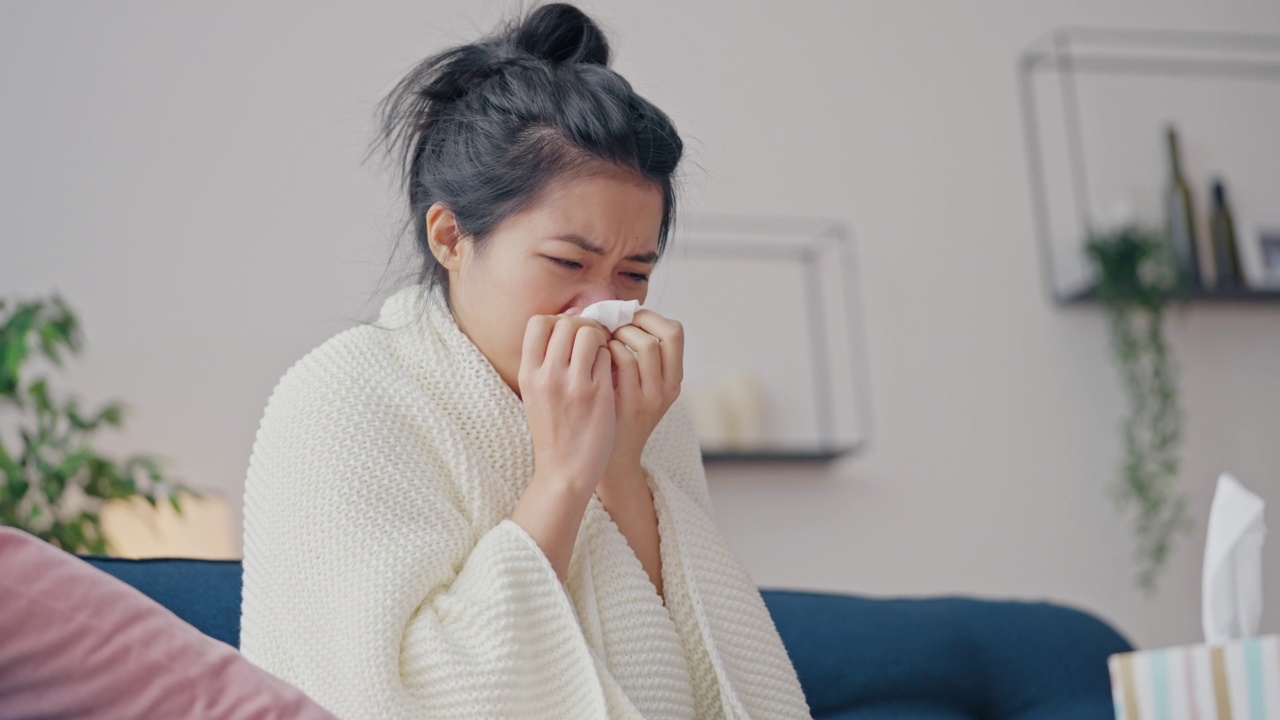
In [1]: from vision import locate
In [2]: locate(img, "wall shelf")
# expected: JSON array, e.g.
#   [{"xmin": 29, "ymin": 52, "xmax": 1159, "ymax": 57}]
[
  {"xmin": 700, "ymin": 444, "xmax": 862, "ymax": 464},
  {"xmin": 1017, "ymin": 26, "xmax": 1280, "ymax": 306},
  {"xmin": 1062, "ymin": 284, "xmax": 1280, "ymax": 306},
  {"xmin": 652, "ymin": 215, "xmax": 874, "ymax": 464}
]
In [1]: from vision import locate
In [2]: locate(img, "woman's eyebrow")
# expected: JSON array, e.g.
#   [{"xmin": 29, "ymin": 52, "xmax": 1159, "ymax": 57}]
[{"xmin": 550, "ymin": 233, "xmax": 658, "ymax": 264}]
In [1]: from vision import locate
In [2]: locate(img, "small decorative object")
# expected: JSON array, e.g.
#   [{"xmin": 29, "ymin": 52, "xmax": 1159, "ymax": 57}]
[
  {"xmin": 0, "ymin": 294, "xmax": 192, "ymax": 554},
  {"xmin": 1083, "ymin": 224, "xmax": 1193, "ymax": 594},
  {"xmin": 1261, "ymin": 231, "xmax": 1280, "ymax": 283},
  {"xmin": 686, "ymin": 371, "xmax": 768, "ymax": 451},
  {"xmin": 1208, "ymin": 178, "xmax": 1244, "ymax": 289},
  {"xmin": 1163, "ymin": 124, "xmax": 1202, "ymax": 289},
  {"xmin": 1233, "ymin": 220, "xmax": 1280, "ymax": 290},
  {"xmin": 687, "ymin": 385, "xmax": 733, "ymax": 451},
  {"xmin": 716, "ymin": 371, "xmax": 767, "ymax": 450}
]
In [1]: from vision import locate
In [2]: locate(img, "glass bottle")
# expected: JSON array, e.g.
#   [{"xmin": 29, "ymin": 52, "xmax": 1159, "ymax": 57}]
[
  {"xmin": 1209, "ymin": 179, "xmax": 1243, "ymax": 289},
  {"xmin": 1164, "ymin": 125, "xmax": 1199, "ymax": 287}
]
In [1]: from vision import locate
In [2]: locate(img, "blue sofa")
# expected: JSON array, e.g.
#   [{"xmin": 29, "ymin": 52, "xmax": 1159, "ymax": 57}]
[{"xmin": 79, "ymin": 556, "xmax": 1131, "ymax": 719}]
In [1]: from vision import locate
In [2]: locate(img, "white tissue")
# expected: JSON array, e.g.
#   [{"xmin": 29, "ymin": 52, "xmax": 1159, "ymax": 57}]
[
  {"xmin": 579, "ymin": 299, "xmax": 640, "ymax": 332},
  {"xmin": 1202, "ymin": 472, "xmax": 1266, "ymax": 644}
]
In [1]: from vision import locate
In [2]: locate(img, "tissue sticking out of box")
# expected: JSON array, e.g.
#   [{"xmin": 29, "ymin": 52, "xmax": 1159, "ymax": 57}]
[
  {"xmin": 1202, "ymin": 472, "xmax": 1266, "ymax": 644},
  {"xmin": 579, "ymin": 300, "xmax": 640, "ymax": 333},
  {"xmin": 1109, "ymin": 473, "xmax": 1271, "ymax": 720}
]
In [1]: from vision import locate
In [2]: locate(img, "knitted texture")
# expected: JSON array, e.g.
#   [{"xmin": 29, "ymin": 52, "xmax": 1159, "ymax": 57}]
[{"xmin": 240, "ymin": 284, "xmax": 811, "ymax": 719}]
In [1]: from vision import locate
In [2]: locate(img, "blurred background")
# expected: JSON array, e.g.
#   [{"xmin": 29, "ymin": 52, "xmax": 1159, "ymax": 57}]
[{"xmin": 2, "ymin": 0, "xmax": 1278, "ymax": 652}]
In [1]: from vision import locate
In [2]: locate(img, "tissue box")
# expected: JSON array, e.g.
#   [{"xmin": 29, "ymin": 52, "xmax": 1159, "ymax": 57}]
[{"xmin": 1109, "ymin": 635, "xmax": 1280, "ymax": 719}]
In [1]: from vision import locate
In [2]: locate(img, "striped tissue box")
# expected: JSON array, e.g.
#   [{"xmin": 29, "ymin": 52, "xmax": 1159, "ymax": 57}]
[{"xmin": 1109, "ymin": 635, "xmax": 1280, "ymax": 719}]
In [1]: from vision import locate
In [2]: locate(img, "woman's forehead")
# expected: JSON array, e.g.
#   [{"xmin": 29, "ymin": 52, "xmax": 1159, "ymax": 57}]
[{"xmin": 517, "ymin": 175, "xmax": 663, "ymax": 249}]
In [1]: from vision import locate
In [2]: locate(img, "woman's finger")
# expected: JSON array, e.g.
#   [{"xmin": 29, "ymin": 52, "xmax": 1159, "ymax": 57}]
[
  {"xmin": 521, "ymin": 314, "xmax": 556, "ymax": 369},
  {"xmin": 592, "ymin": 345, "xmax": 613, "ymax": 385},
  {"xmin": 608, "ymin": 339, "xmax": 640, "ymax": 397},
  {"xmin": 569, "ymin": 324, "xmax": 608, "ymax": 381},
  {"xmin": 627, "ymin": 310, "xmax": 684, "ymax": 388},
  {"xmin": 544, "ymin": 316, "xmax": 582, "ymax": 369},
  {"xmin": 612, "ymin": 325, "xmax": 662, "ymax": 394}
]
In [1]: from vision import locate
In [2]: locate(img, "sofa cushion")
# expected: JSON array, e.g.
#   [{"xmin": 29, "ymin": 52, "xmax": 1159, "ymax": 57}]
[{"xmin": 0, "ymin": 527, "xmax": 335, "ymax": 720}]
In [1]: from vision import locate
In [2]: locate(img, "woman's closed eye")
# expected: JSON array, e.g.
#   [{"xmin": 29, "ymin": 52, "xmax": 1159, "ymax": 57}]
[
  {"xmin": 547, "ymin": 256, "xmax": 583, "ymax": 269},
  {"xmin": 545, "ymin": 256, "xmax": 648, "ymax": 282}
]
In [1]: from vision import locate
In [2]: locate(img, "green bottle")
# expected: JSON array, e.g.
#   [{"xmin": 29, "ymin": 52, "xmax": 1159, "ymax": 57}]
[
  {"xmin": 1209, "ymin": 179, "xmax": 1243, "ymax": 288},
  {"xmin": 1164, "ymin": 125, "xmax": 1199, "ymax": 287}
]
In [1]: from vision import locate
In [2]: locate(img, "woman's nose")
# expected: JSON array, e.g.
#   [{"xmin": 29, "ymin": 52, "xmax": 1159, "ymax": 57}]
[{"xmin": 570, "ymin": 286, "xmax": 618, "ymax": 309}]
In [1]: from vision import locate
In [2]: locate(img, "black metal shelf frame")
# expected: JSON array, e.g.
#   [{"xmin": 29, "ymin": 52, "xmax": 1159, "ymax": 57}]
[
  {"xmin": 668, "ymin": 216, "xmax": 874, "ymax": 463},
  {"xmin": 1017, "ymin": 26, "xmax": 1280, "ymax": 306}
]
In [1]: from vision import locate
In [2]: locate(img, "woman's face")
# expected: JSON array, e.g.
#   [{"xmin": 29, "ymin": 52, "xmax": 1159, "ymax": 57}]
[{"xmin": 427, "ymin": 172, "xmax": 665, "ymax": 396}]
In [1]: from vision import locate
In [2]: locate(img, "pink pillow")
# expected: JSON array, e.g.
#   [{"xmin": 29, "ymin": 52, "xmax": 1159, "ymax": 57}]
[{"xmin": 0, "ymin": 526, "xmax": 335, "ymax": 719}]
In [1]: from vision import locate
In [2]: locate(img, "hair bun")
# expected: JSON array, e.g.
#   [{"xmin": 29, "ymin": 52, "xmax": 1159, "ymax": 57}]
[{"xmin": 508, "ymin": 3, "xmax": 610, "ymax": 66}]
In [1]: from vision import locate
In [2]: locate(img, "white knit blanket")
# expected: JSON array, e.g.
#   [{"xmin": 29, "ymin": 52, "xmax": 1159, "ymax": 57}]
[{"xmin": 240, "ymin": 284, "xmax": 811, "ymax": 719}]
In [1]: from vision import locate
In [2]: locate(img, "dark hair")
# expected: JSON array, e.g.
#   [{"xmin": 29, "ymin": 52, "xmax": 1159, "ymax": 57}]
[{"xmin": 365, "ymin": 2, "xmax": 685, "ymax": 313}]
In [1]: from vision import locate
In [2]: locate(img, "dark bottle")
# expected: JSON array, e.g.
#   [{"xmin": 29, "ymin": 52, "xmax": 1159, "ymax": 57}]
[
  {"xmin": 1209, "ymin": 179, "xmax": 1243, "ymax": 289},
  {"xmin": 1164, "ymin": 125, "xmax": 1200, "ymax": 287}
]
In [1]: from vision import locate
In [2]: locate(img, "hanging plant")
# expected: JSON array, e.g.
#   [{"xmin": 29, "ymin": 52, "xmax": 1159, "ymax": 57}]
[
  {"xmin": 0, "ymin": 294, "xmax": 194, "ymax": 554},
  {"xmin": 1084, "ymin": 224, "xmax": 1193, "ymax": 594}
]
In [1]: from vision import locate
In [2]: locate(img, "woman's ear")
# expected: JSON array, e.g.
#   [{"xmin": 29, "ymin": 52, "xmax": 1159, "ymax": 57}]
[{"xmin": 425, "ymin": 202, "xmax": 466, "ymax": 272}]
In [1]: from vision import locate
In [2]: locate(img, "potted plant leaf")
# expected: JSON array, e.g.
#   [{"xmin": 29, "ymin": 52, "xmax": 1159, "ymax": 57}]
[
  {"xmin": 0, "ymin": 294, "xmax": 193, "ymax": 553},
  {"xmin": 1084, "ymin": 224, "xmax": 1193, "ymax": 594}
]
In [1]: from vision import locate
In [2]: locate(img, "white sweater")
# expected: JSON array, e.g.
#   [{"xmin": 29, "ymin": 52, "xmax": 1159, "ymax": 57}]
[{"xmin": 240, "ymin": 284, "xmax": 811, "ymax": 720}]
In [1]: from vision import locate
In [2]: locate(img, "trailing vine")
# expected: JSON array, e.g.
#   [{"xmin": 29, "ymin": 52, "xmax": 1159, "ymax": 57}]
[{"xmin": 1084, "ymin": 224, "xmax": 1193, "ymax": 594}]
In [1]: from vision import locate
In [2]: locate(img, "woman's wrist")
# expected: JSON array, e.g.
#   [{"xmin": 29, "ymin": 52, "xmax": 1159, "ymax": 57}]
[
  {"xmin": 593, "ymin": 462, "xmax": 664, "ymax": 597},
  {"xmin": 603, "ymin": 448, "xmax": 643, "ymax": 478},
  {"xmin": 530, "ymin": 464, "xmax": 599, "ymax": 499},
  {"xmin": 510, "ymin": 469, "xmax": 597, "ymax": 582},
  {"xmin": 596, "ymin": 461, "xmax": 649, "ymax": 506}
]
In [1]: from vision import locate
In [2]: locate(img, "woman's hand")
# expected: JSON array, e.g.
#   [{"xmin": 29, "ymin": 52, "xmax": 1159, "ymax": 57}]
[
  {"xmin": 510, "ymin": 313, "xmax": 615, "ymax": 582},
  {"xmin": 518, "ymin": 314, "xmax": 616, "ymax": 493},
  {"xmin": 604, "ymin": 309, "xmax": 684, "ymax": 474}
]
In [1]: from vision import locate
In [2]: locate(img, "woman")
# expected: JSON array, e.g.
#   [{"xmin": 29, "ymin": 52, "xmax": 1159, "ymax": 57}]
[{"xmin": 239, "ymin": 4, "xmax": 810, "ymax": 719}]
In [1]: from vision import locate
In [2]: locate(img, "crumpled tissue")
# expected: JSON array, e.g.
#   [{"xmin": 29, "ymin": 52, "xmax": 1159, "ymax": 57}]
[{"xmin": 579, "ymin": 300, "xmax": 640, "ymax": 333}]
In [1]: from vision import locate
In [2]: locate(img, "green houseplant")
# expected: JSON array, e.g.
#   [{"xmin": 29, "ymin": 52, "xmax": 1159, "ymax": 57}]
[
  {"xmin": 0, "ymin": 294, "xmax": 192, "ymax": 553},
  {"xmin": 1083, "ymin": 224, "xmax": 1193, "ymax": 594}
]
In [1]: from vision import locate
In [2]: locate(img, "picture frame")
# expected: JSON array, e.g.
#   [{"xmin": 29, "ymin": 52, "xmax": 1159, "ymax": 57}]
[{"xmin": 1237, "ymin": 218, "xmax": 1280, "ymax": 290}]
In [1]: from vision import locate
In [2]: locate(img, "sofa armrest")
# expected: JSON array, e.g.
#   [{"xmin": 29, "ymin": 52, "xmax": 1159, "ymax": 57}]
[
  {"xmin": 760, "ymin": 589, "xmax": 1132, "ymax": 719},
  {"xmin": 79, "ymin": 555, "xmax": 243, "ymax": 648}
]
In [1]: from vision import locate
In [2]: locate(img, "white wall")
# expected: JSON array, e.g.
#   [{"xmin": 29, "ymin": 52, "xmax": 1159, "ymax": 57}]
[{"xmin": 3, "ymin": 0, "xmax": 1278, "ymax": 650}]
